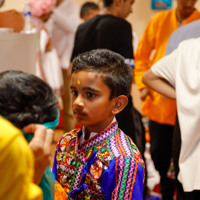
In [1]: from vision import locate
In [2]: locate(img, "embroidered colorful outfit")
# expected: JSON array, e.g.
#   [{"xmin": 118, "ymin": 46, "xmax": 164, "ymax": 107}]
[{"xmin": 53, "ymin": 122, "xmax": 145, "ymax": 200}]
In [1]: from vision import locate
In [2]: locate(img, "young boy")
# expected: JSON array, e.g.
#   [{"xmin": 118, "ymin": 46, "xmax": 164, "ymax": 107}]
[{"xmin": 53, "ymin": 49, "xmax": 145, "ymax": 200}]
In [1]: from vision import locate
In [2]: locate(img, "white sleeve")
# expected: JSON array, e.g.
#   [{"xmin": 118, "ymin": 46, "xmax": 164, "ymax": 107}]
[
  {"xmin": 51, "ymin": 1, "xmax": 80, "ymax": 33},
  {"xmin": 151, "ymin": 49, "xmax": 178, "ymax": 87}
]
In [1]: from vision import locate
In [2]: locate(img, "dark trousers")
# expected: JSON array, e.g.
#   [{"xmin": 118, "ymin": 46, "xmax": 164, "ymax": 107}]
[
  {"xmin": 149, "ymin": 120, "xmax": 175, "ymax": 200},
  {"xmin": 173, "ymin": 116, "xmax": 200, "ymax": 200}
]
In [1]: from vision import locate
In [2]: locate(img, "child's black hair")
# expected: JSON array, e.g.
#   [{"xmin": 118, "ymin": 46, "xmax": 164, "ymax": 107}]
[{"xmin": 71, "ymin": 49, "xmax": 133, "ymax": 99}]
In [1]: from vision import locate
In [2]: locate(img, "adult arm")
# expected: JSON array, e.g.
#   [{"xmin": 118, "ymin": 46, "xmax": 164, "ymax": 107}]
[
  {"xmin": 142, "ymin": 69, "xmax": 176, "ymax": 100},
  {"xmin": 142, "ymin": 50, "xmax": 178, "ymax": 100}
]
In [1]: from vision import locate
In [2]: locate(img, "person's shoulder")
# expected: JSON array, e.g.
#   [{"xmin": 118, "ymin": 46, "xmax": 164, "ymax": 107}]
[
  {"xmin": 94, "ymin": 14, "xmax": 131, "ymax": 27},
  {"xmin": 104, "ymin": 15, "xmax": 131, "ymax": 26},
  {"xmin": 61, "ymin": 128, "xmax": 80, "ymax": 139},
  {"xmin": 77, "ymin": 15, "xmax": 101, "ymax": 31},
  {"xmin": 0, "ymin": 116, "xmax": 22, "ymax": 145},
  {"xmin": 178, "ymin": 37, "xmax": 200, "ymax": 51},
  {"xmin": 79, "ymin": 15, "xmax": 130, "ymax": 31},
  {"xmin": 122, "ymin": 131, "xmax": 143, "ymax": 156},
  {"xmin": 100, "ymin": 15, "xmax": 131, "ymax": 33},
  {"xmin": 57, "ymin": 128, "xmax": 81, "ymax": 147},
  {"xmin": 80, "ymin": 15, "xmax": 101, "ymax": 26},
  {"xmin": 113, "ymin": 129, "xmax": 144, "ymax": 163},
  {"xmin": 152, "ymin": 8, "xmax": 174, "ymax": 21}
]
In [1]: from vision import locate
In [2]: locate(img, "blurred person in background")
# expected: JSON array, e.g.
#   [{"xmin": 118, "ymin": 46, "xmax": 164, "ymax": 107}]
[
  {"xmin": 45, "ymin": 0, "xmax": 80, "ymax": 132},
  {"xmin": 134, "ymin": 0, "xmax": 200, "ymax": 199},
  {"xmin": 80, "ymin": 1, "xmax": 99, "ymax": 21}
]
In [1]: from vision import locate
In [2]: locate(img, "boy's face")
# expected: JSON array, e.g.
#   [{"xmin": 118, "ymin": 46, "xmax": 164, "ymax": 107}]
[{"xmin": 70, "ymin": 71, "xmax": 116, "ymax": 133}]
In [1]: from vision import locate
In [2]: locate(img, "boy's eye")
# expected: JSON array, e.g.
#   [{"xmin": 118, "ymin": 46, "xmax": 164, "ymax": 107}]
[
  {"xmin": 71, "ymin": 90, "xmax": 78, "ymax": 96},
  {"xmin": 86, "ymin": 92, "xmax": 96, "ymax": 98}
]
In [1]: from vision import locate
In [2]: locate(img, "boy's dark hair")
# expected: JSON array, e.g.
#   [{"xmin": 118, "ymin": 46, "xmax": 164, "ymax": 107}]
[
  {"xmin": 0, "ymin": 70, "xmax": 58, "ymax": 129},
  {"xmin": 80, "ymin": 2, "xmax": 99, "ymax": 18},
  {"xmin": 72, "ymin": 49, "xmax": 133, "ymax": 99}
]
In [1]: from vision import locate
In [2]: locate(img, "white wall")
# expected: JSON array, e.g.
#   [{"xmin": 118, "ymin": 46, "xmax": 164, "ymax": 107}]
[{"xmin": 0, "ymin": 0, "xmax": 27, "ymax": 11}]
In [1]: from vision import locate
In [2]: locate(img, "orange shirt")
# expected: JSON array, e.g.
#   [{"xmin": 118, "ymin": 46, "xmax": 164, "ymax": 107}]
[{"xmin": 135, "ymin": 9, "xmax": 200, "ymax": 125}]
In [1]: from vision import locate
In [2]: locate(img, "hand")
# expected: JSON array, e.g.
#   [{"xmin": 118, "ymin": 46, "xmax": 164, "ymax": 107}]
[
  {"xmin": 140, "ymin": 88, "xmax": 153, "ymax": 101},
  {"xmin": 23, "ymin": 124, "xmax": 54, "ymax": 184}
]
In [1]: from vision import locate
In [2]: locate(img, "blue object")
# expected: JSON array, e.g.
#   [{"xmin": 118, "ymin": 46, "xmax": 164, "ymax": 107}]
[
  {"xmin": 42, "ymin": 109, "xmax": 60, "ymax": 130},
  {"xmin": 151, "ymin": 0, "xmax": 172, "ymax": 10},
  {"xmin": 144, "ymin": 194, "xmax": 161, "ymax": 200}
]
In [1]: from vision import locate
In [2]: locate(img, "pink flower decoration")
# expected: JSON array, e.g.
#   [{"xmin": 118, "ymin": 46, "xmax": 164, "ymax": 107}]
[{"xmin": 29, "ymin": 0, "xmax": 57, "ymax": 17}]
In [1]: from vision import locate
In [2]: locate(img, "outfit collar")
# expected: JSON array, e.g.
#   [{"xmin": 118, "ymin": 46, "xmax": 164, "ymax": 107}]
[
  {"xmin": 79, "ymin": 117, "xmax": 116, "ymax": 145},
  {"xmin": 74, "ymin": 118, "xmax": 118, "ymax": 163}
]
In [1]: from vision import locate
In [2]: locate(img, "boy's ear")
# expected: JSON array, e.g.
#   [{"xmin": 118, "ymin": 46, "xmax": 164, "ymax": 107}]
[{"xmin": 112, "ymin": 95, "xmax": 128, "ymax": 115}]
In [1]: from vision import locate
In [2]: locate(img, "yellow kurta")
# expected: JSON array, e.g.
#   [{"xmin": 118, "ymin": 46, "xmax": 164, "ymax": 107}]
[
  {"xmin": 0, "ymin": 116, "xmax": 42, "ymax": 200},
  {"xmin": 135, "ymin": 9, "xmax": 200, "ymax": 125}
]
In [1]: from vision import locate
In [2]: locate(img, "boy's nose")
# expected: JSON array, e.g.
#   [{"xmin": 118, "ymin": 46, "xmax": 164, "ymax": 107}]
[{"xmin": 73, "ymin": 95, "xmax": 84, "ymax": 107}]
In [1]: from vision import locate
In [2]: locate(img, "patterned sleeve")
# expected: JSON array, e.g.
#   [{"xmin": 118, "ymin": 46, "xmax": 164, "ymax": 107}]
[{"xmin": 101, "ymin": 156, "xmax": 144, "ymax": 200}]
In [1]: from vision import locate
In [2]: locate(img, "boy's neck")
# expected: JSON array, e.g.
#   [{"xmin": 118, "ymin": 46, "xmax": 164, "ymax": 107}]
[
  {"xmin": 83, "ymin": 117, "xmax": 116, "ymax": 140},
  {"xmin": 84, "ymin": 130, "xmax": 91, "ymax": 141}
]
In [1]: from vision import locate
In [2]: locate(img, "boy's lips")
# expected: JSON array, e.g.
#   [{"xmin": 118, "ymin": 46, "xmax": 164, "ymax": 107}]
[{"xmin": 73, "ymin": 110, "xmax": 86, "ymax": 117}]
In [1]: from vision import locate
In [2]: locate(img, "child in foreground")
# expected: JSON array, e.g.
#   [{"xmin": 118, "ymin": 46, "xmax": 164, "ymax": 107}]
[{"xmin": 53, "ymin": 49, "xmax": 145, "ymax": 200}]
